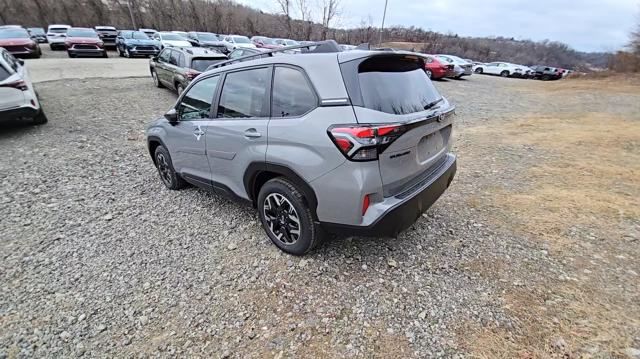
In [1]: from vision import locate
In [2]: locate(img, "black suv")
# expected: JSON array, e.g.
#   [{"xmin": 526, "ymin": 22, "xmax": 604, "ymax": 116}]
[
  {"xmin": 530, "ymin": 65, "xmax": 562, "ymax": 81},
  {"xmin": 149, "ymin": 47, "xmax": 227, "ymax": 95},
  {"xmin": 187, "ymin": 32, "xmax": 228, "ymax": 54}
]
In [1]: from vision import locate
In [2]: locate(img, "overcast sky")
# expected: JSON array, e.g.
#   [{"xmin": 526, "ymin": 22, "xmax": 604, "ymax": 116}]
[{"xmin": 238, "ymin": 0, "xmax": 638, "ymax": 52}]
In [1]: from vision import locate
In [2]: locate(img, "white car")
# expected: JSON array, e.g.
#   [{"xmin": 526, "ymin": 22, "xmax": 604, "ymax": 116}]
[
  {"xmin": 152, "ymin": 32, "xmax": 191, "ymax": 49},
  {"xmin": 0, "ymin": 48, "xmax": 47, "ymax": 125},
  {"xmin": 474, "ymin": 62, "xmax": 525, "ymax": 77},
  {"xmin": 435, "ymin": 55, "xmax": 473, "ymax": 78},
  {"xmin": 222, "ymin": 35, "xmax": 256, "ymax": 51},
  {"xmin": 46, "ymin": 24, "xmax": 71, "ymax": 50}
]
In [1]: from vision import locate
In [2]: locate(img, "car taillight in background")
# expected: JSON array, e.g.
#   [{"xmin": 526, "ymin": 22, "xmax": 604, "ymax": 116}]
[
  {"xmin": 327, "ymin": 124, "xmax": 407, "ymax": 161},
  {"xmin": 185, "ymin": 69, "xmax": 201, "ymax": 80},
  {"xmin": 0, "ymin": 79, "xmax": 29, "ymax": 91}
]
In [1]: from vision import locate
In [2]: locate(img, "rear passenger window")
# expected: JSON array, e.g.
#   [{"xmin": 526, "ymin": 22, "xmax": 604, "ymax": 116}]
[
  {"xmin": 217, "ymin": 67, "xmax": 270, "ymax": 118},
  {"xmin": 177, "ymin": 75, "xmax": 220, "ymax": 121},
  {"xmin": 271, "ymin": 67, "xmax": 317, "ymax": 117}
]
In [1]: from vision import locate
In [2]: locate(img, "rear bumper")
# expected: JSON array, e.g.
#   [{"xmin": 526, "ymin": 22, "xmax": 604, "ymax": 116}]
[
  {"xmin": 0, "ymin": 105, "xmax": 39, "ymax": 122},
  {"xmin": 322, "ymin": 154, "xmax": 456, "ymax": 237}
]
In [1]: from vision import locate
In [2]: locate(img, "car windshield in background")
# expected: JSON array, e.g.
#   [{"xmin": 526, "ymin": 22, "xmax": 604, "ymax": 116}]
[
  {"xmin": 49, "ymin": 28, "xmax": 68, "ymax": 33},
  {"xmin": 132, "ymin": 31, "xmax": 150, "ymax": 39},
  {"xmin": 191, "ymin": 58, "xmax": 226, "ymax": 72},
  {"xmin": 197, "ymin": 33, "xmax": 219, "ymax": 41},
  {"xmin": 0, "ymin": 29, "xmax": 30, "ymax": 39},
  {"xmin": 160, "ymin": 33, "xmax": 183, "ymax": 41},
  {"xmin": 357, "ymin": 56, "xmax": 441, "ymax": 115},
  {"xmin": 29, "ymin": 28, "xmax": 45, "ymax": 35},
  {"xmin": 232, "ymin": 36, "xmax": 250, "ymax": 43},
  {"xmin": 68, "ymin": 29, "xmax": 98, "ymax": 38},
  {"xmin": 261, "ymin": 38, "xmax": 277, "ymax": 44},
  {"xmin": 285, "ymin": 40, "xmax": 298, "ymax": 45}
]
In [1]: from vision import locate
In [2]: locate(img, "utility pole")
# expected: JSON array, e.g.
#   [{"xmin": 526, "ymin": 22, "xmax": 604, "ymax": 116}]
[
  {"xmin": 127, "ymin": 0, "xmax": 137, "ymax": 29},
  {"xmin": 378, "ymin": 0, "xmax": 388, "ymax": 45}
]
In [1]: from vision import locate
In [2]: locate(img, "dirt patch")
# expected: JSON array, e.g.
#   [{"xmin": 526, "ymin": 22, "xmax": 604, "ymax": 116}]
[{"xmin": 459, "ymin": 112, "xmax": 640, "ymax": 357}]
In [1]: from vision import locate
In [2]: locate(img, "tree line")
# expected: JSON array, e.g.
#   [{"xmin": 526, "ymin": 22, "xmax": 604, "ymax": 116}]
[{"xmin": 0, "ymin": 0, "xmax": 612, "ymax": 69}]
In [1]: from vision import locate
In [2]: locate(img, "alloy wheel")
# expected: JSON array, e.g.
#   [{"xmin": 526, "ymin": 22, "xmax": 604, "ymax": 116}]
[
  {"xmin": 152, "ymin": 71, "xmax": 159, "ymax": 86},
  {"xmin": 156, "ymin": 153, "xmax": 172, "ymax": 186},
  {"xmin": 426, "ymin": 70, "xmax": 432, "ymax": 79},
  {"xmin": 263, "ymin": 193, "xmax": 301, "ymax": 245}
]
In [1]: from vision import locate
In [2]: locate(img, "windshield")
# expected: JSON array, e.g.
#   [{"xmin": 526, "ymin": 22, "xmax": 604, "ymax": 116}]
[
  {"xmin": 232, "ymin": 36, "xmax": 250, "ymax": 44},
  {"xmin": 191, "ymin": 58, "xmax": 226, "ymax": 72},
  {"xmin": 131, "ymin": 31, "xmax": 150, "ymax": 39},
  {"xmin": 197, "ymin": 33, "xmax": 219, "ymax": 41},
  {"xmin": 355, "ymin": 56, "xmax": 440, "ymax": 115},
  {"xmin": 0, "ymin": 29, "xmax": 30, "ymax": 39},
  {"xmin": 29, "ymin": 28, "xmax": 45, "ymax": 35},
  {"xmin": 49, "ymin": 28, "xmax": 69, "ymax": 34},
  {"xmin": 68, "ymin": 29, "xmax": 98, "ymax": 38},
  {"xmin": 285, "ymin": 40, "xmax": 298, "ymax": 45},
  {"xmin": 160, "ymin": 33, "xmax": 183, "ymax": 41}
]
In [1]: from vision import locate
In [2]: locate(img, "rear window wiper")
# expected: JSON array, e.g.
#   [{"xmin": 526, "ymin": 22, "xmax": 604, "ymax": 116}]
[{"xmin": 423, "ymin": 98, "xmax": 443, "ymax": 111}]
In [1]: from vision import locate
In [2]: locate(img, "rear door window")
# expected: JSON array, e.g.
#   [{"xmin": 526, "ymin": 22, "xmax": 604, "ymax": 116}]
[
  {"xmin": 271, "ymin": 66, "xmax": 317, "ymax": 117},
  {"xmin": 217, "ymin": 67, "xmax": 271, "ymax": 118},
  {"xmin": 353, "ymin": 55, "xmax": 440, "ymax": 115}
]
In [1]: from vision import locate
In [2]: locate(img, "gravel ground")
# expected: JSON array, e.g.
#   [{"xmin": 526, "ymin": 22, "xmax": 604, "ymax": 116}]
[{"xmin": 1, "ymin": 73, "xmax": 638, "ymax": 358}]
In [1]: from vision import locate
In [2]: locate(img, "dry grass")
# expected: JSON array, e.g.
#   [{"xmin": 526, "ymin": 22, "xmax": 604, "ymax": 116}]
[
  {"xmin": 459, "ymin": 112, "xmax": 640, "ymax": 357},
  {"xmin": 526, "ymin": 74, "xmax": 640, "ymax": 95}
]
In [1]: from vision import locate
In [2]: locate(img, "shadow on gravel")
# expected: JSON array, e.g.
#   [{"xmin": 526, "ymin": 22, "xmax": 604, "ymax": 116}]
[{"xmin": 0, "ymin": 120, "xmax": 43, "ymax": 139}]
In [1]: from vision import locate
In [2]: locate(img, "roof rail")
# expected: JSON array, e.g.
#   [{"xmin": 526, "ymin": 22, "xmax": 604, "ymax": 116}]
[{"xmin": 206, "ymin": 40, "xmax": 342, "ymax": 71}]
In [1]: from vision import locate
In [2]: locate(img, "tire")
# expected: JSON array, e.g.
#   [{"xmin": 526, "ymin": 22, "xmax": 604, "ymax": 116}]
[
  {"xmin": 67, "ymin": 52, "xmax": 75, "ymax": 58},
  {"xmin": 32, "ymin": 109, "xmax": 48, "ymax": 125},
  {"xmin": 153, "ymin": 145, "xmax": 186, "ymax": 190},
  {"xmin": 102, "ymin": 51, "xmax": 108, "ymax": 58},
  {"xmin": 257, "ymin": 177, "xmax": 323, "ymax": 255},
  {"xmin": 425, "ymin": 69, "xmax": 433, "ymax": 79},
  {"xmin": 151, "ymin": 70, "xmax": 163, "ymax": 88},
  {"xmin": 117, "ymin": 46, "xmax": 123, "ymax": 57},
  {"xmin": 500, "ymin": 70, "xmax": 510, "ymax": 77},
  {"xmin": 541, "ymin": 75, "xmax": 551, "ymax": 81},
  {"xmin": 475, "ymin": 68, "xmax": 483, "ymax": 74},
  {"xmin": 176, "ymin": 83, "xmax": 184, "ymax": 96}
]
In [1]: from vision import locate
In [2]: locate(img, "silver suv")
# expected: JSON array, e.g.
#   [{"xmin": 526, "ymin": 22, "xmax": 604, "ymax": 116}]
[{"xmin": 146, "ymin": 43, "xmax": 457, "ymax": 255}]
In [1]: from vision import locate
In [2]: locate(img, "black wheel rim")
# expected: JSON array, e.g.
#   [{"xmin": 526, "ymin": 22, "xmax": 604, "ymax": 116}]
[
  {"xmin": 263, "ymin": 193, "xmax": 301, "ymax": 245},
  {"xmin": 156, "ymin": 153, "xmax": 172, "ymax": 186}
]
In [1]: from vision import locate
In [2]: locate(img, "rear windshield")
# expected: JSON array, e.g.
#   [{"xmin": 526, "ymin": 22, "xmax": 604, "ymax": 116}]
[
  {"xmin": 29, "ymin": 28, "xmax": 45, "ymax": 35},
  {"xmin": 356, "ymin": 56, "xmax": 441, "ymax": 115},
  {"xmin": 49, "ymin": 28, "xmax": 68, "ymax": 33},
  {"xmin": 191, "ymin": 58, "xmax": 226, "ymax": 72}
]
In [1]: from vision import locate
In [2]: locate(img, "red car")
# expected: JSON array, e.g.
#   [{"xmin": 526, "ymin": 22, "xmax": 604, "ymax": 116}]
[
  {"xmin": 251, "ymin": 36, "xmax": 282, "ymax": 49},
  {"xmin": 423, "ymin": 55, "xmax": 454, "ymax": 80},
  {"xmin": 64, "ymin": 27, "xmax": 107, "ymax": 58},
  {"xmin": 0, "ymin": 28, "xmax": 41, "ymax": 58}
]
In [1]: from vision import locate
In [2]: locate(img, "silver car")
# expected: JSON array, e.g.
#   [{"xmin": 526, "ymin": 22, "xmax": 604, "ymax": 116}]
[
  {"xmin": 436, "ymin": 55, "xmax": 473, "ymax": 79},
  {"xmin": 146, "ymin": 42, "xmax": 457, "ymax": 255}
]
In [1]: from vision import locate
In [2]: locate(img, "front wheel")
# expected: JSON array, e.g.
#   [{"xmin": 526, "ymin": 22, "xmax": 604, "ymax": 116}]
[
  {"xmin": 102, "ymin": 51, "xmax": 108, "ymax": 58},
  {"xmin": 257, "ymin": 178, "xmax": 323, "ymax": 255},
  {"xmin": 425, "ymin": 69, "xmax": 433, "ymax": 79},
  {"xmin": 475, "ymin": 68, "xmax": 483, "ymax": 74},
  {"xmin": 500, "ymin": 70, "xmax": 510, "ymax": 77},
  {"xmin": 154, "ymin": 145, "xmax": 186, "ymax": 190}
]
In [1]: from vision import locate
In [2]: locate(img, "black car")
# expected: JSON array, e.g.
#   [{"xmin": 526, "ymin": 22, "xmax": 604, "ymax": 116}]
[
  {"xmin": 186, "ymin": 32, "xmax": 228, "ymax": 54},
  {"xmin": 150, "ymin": 47, "xmax": 227, "ymax": 94},
  {"xmin": 95, "ymin": 26, "xmax": 118, "ymax": 48},
  {"xmin": 27, "ymin": 27, "xmax": 47, "ymax": 43},
  {"xmin": 530, "ymin": 65, "xmax": 563, "ymax": 81}
]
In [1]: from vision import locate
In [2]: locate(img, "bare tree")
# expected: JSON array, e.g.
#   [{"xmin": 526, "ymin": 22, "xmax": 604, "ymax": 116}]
[
  {"xmin": 630, "ymin": 11, "xmax": 640, "ymax": 54},
  {"xmin": 319, "ymin": 0, "xmax": 339, "ymax": 40},
  {"xmin": 296, "ymin": 0, "xmax": 313, "ymax": 40},
  {"xmin": 276, "ymin": 0, "xmax": 293, "ymax": 38}
]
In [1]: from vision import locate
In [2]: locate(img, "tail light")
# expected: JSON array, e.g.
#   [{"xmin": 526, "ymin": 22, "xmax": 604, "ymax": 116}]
[
  {"xmin": 327, "ymin": 124, "xmax": 406, "ymax": 161},
  {"xmin": 1, "ymin": 80, "xmax": 29, "ymax": 91},
  {"xmin": 362, "ymin": 194, "xmax": 370, "ymax": 216},
  {"xmin": 185, "ymin": 69, "xmax": 201, "ymax": 80}
]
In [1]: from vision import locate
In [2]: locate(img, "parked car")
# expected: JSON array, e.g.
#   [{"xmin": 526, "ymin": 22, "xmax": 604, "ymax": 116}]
[
  {"xmin": 423, "ymin": 55, "xmax": 455, "ymax": 80},
  {"xmin": 94, "ymin": 26, "xmax": 118, "ymax": 48},
  {"xmin": 139, "ymin": 28, "xmax": 157, "ymax": 37},
  {"xmin": 475, "ymin": 62, "xmax": 526, "ymax": 77},
  {"xmin": 0, "ymin": 48, "xmax": 47, "ymax": 125},
  {"xmin": 150, "ymin": 47, "xmax": 227, "ymax": 95},
  {"xmin": 152, "ymin": 32, "xmax": 191, "ymax": 49},
  {"xmin": 339, "ymin": 44, "xmax": 357, "ymax": 51},
  {"xmin": 0, "ymin": 28, "xmax": 42, "ymax": 58},
  {"xmin": 0, "ymin": 25, "xmax": 23, "ymax": 30},
  {"xmin": 251, "ymin": 36, "xmax": 282, "ymax": 49},
  {"xmin": 145, "ymin": 42, "xmax": 457, "ymax": 255},
  {"xmin": 65, "ymin": 27, "xmax": 107, "ymax": 58},
  {"xmin": 530, "ymin": 65, "xmax": 563, "ymax": 81},
  {"xmin": 27, "ymin": 27, "xmax": 47, "ymax": 43},
  {"xmin": 274, "ymin": 38, "xmax": 300, "ymax": 47},
  {"xmin": 46, "ymin": 24, "xmax": 71, "ymax": 50},
  {"xmin": 187, "ymin": 32, "xmax": 228, "ymax": 53},
  {"xmin": 435, "ymin": 55, "xmax": 472, "ymax": 78},
  {"xmin": 222, "ymin": 35, "xmax": 256, "ymax": 52},
  {"xmin": 171, "ymin": 31, "xmax": 199, "ymax": 46},
  {"xmin": 115, "ymin": 30, "xmax": 160, "ymax": 57},
  {"xmin": 224, "ymin": 47, "xmax": 271, "ymax": 63}
]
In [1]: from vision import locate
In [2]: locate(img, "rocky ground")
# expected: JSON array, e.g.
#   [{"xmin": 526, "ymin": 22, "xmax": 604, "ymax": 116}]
[{"xmin": 1, "ymin": 72, "xmax": 638, "ymax": 358}]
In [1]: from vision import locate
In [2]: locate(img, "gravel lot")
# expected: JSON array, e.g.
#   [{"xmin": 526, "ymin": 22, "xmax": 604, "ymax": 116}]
[{"xmin": 1, "ymin": 64, "xmax": 639, "ymax": 358}]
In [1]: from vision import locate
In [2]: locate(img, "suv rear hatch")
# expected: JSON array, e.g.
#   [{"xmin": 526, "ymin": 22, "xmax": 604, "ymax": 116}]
[{"xmin": 338, "ymin": 53, "xmax": 455, "ymax": 197}]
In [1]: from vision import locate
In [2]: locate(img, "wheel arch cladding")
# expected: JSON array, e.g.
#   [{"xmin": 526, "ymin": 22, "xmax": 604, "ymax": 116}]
[
  {"xmin": 147, "ymin": 136, "xmax": 165, "ymax": 165},
  {"xmin": 244, "ymin": 162, "xmax": 319, "ymax": 219}
]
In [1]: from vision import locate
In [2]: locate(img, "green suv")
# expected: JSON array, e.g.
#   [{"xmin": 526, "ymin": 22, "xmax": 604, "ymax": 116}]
[{"xmin": 149, "ymin": 47, "xmax": 227, "ymax": 95}]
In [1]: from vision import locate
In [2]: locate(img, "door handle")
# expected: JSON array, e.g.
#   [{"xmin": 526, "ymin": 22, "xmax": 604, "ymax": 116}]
[{"xmin": 244, "ymin": 129, "xmax": 261, "ymax": 138}]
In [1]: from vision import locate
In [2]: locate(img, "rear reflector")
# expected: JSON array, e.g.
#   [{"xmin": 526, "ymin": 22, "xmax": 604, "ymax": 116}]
[
  {"xmin": 327, "ymin": 124, "xmax": 406, "ymax": 161},
  {"xmin": 362, "ymin": 194, "xmax": 370, "ymax": 216}
]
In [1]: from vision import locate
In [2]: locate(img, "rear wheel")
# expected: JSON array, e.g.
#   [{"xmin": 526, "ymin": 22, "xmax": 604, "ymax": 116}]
[
  {"xmin": 257, "ymin": 178, "xmax": 323, "ymax": 255},
  {"xmin": 500, "ymin": 70, "xmax": 510, "ymax": 77},
  {"xmin": 475, "ymin": 68, "xmax": 483, "ymax": 74},
  {"xmin": 32, "ymin": 109, "xmax": 48, "ymax": 125},
  {"xmin": 425, "ymin": 69, "xmax": 433, "ymax": 79},
  {"xmin": 154, "ymin": 145, "xmax": 186, "ymax": 190}
]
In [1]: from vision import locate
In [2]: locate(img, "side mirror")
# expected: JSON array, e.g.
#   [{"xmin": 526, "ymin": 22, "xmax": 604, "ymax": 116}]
[{"xmin": 165, "ymin": 108, "xmax": 178, "ymax": 123}]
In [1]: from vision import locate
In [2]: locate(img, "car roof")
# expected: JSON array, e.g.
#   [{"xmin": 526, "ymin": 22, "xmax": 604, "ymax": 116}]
[
  {"xmin": 69, "ymin": 27, "xmax": 95, "ymax": 31},
  {"xmin": 48, "ymin": 24, "xmax": 71, "ymax": 28},
  {"xmin": 175, "ymin": 47, "xmax": 227, "ymax": 58},
  {"xmin": 95, "ymin": 26, "xmax": 116, "ymax": 30}
]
